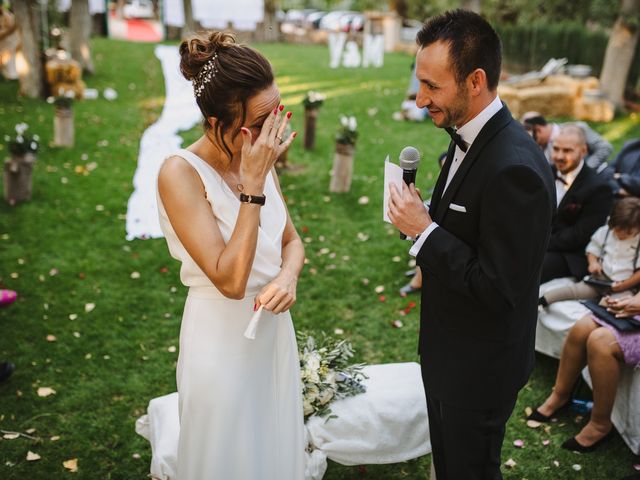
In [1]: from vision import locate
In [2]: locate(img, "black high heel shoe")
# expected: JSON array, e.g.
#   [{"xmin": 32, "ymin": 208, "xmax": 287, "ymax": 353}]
[
  {"xmin": 561, "ymin": 430, "xmax": 614, "ymax": 453},
  {"xmin": 526, "ymin": 400, "xmax": 571, "ymax": 422}
]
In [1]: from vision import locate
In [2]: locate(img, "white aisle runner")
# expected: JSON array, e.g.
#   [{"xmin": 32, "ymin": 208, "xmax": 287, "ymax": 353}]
[{"xmin": 125, "ymin": 45, "xmax": 201, "ymax": 240}]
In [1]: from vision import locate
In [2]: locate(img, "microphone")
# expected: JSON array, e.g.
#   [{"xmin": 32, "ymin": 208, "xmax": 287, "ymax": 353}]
[{"xmin": 398, "ymin": 146, "xmax": 421, "ymax": 240}]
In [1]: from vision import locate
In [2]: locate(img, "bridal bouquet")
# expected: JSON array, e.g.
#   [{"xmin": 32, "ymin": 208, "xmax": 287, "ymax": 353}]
[{"xmin": 297, "ymin": 331, "xmax": 367, "ymax": 421}]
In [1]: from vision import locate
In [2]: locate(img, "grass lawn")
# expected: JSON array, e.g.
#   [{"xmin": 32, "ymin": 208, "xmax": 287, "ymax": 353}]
[{"xmin": 1, "ymin": 37, "xmax": 640, "ymax": 479}]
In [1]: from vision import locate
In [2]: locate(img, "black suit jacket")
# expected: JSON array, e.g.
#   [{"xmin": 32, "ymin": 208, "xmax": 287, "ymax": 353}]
[
  {"xmin": 613, "ymin": 139, "xmax": 640, "ymax": 196},
  {"xmin": 548, "ymin": 164, "xmax": 613, "ymax": 278},
  {"xmin": 416, "ymin": 105, "xmax": 555, "ymax": 409}
]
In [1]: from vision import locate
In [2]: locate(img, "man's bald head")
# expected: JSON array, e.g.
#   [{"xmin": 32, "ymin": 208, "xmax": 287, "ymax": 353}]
[{"xmin": 552, "ymin": 124, "xmax": 588, "ymax": 175}]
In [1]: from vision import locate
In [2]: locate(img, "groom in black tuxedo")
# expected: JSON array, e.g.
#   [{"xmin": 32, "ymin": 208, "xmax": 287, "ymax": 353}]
[{"xmin": 388, "ymin": 10, "xmax": 555, "ymax": 480}]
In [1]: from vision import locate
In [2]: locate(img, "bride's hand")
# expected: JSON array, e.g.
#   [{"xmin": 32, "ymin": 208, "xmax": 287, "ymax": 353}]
[
  {"xmin": 239, "ymin": 106, "xmax": 295, "ymax": 191},
  {"xmin": 254, "ymin": 272, "xmax": 298, "ymax": 314}
]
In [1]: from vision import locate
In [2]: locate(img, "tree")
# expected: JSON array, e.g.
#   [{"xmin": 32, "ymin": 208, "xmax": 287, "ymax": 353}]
[
  {"xmin": 256, "ymin": 0, "xmax": 280, "ymax": 42},
  {"xmin": 460, "ymin": 0, "xmax": 481, "ymax": 13},
  {"xmin": 182, "ymin": 0, "xmax": 197, "ymax": 38},
  {"xmin": 13, "ymin": 0, "xmax": 44, "ymax": 98},
  {"xmin": 599, "ymin": 0, "xmax": 640, "ymax": 107},
  {"xmin": 70, "ymin": 0, "xmax": 94, "ymax": 74}
]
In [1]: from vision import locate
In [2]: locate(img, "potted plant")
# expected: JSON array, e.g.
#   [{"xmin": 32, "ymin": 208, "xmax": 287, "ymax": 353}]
[
  {"xmin": 3, "ymin": 123, "xmax": 39, "ymax": 205},
  {"xmin": 330, "ymin": 115, "xmax": 358, "ymax": 192},
  {"xmin": 49, "ymin": 88, "xmax": 75, "ymax": 147},
  {"xmin": 302, "ymin": 90, "xmax": 326, "ymax": 150}
]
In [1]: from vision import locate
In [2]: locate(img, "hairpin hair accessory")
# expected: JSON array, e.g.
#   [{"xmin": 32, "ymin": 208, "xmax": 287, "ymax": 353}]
[{"xmin": 193, "ymin": 52, "xmax": 219, "ymax": 98}]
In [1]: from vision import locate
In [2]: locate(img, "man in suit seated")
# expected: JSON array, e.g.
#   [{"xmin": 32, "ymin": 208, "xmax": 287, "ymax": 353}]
[
  {"xmin": 521, "ymin": 112, "xmax": 613, "ymax": 174},
  {"xmin": 608, "ymin": 139, "xmax": 640, "ymax": 197},
  {"xmin": 541, "ymin": 124, "xmax": 614, "ymax": 283}
]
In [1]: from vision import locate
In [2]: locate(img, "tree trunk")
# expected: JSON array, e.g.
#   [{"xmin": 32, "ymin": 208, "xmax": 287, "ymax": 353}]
[
  {"xmin": 13, "ymin": 0, "xmax": 44, "ymax": 98},
  {"xmin": 182, "ymin": 0, "xmax": 197, "ymax": 38},
  {"xmin": 3, "ymin": 153, "xmax": 36, "ymax": 205},
  {"xmin": 330, "ymin": 143, "xmax": 355, "ymax": 193},
  {"xmin": 388, "ymin": 0, "xmax": 408, "ymax": 20},
  {"xmin": 599, "ymin": 0, "xmax": 640, "ymax": 107},
  {"xmin": 460, "ymin": 0, "xmax": 481, "ymax": 13},
  {"xmin": 70, "ymin": 0, "xmax": 94, "ymax": 74},
  {"xmin": 255, "ymin": 0, "xmax": 278, "ymax": 42}
]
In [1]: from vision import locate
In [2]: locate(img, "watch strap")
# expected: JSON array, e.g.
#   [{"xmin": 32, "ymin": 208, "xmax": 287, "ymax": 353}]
[{"xmin": 239, "ymin": 193, "xmax": 266, "ymax": 205}]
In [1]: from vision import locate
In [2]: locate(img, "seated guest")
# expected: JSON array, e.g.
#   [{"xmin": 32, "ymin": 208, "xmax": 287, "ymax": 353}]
[
  {"xmin": 540, "ymin": 197, "xmax": 640, "ymax": 307},
  {"xmin": 529, "ymin": 292, "xmax": 640, "ymax": 452},
  {"xmin": 541, "ymin": 124, "xmax": 613, "ymax": 283},
  {"xmin": 608, "ymin": 139, "xmax": 640, "ymax": 197},
  {"xmin": 521, "ymin": 112, "xmax": 613, "ymax": 173}
]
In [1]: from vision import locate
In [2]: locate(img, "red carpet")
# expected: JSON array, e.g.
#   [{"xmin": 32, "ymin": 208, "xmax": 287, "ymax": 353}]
[{"xmin": 126, "ymin": 18, "xmax": 162, "ymax": 42}]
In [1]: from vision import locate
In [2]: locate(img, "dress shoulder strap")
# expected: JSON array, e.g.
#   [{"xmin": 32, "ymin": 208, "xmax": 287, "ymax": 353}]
[{"xmin": 173, "ymin": 148, "xmax": 229, "ymax": 201}]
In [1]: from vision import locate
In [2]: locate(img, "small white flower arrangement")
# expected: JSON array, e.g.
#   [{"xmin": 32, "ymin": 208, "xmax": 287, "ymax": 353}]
[
  {"xmin": 47, "ymin": 87, "xmax": 76, "ymax": 109},
  {"xmin": 303, "ymin": 90, "xmax": 326, "ymax": 110},
  {"xmin": 4, "ymin": 123, "xmax": 39, "ymax": 156},
  {"xmin": 335, "ymin": 115, "xmax": 358, "ymax": 146},
  {"xmin": 298, "ymin": 331, "xmax": 367, "ymax": 421}
]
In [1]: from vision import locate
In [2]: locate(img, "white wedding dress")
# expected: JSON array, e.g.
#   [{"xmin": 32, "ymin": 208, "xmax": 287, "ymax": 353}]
[{"xmin": 156, "ymin": 149, "xmax": 305, "ymax": 479}]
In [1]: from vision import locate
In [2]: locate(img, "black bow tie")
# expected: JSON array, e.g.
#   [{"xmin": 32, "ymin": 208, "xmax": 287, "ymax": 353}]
[
  {"xmin": 445, "ymin": 127, "xmax": 468, "ymax": 153},
  {"xmin": 555, "ymin": 173, "xmax": 568, "ymax": 185}
]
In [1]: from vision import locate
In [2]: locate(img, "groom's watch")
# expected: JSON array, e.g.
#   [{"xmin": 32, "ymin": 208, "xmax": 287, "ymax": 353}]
[{"xmin": 239, "ymin": 193, "xmax": 266, "ymax": 205}]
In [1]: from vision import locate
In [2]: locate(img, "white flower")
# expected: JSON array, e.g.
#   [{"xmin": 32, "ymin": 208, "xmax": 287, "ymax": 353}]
[
  {"xmin": 348, "ymin": 116, "xmax": 357, "ymax": 131},
  {"xmin": 325, "ymin": 371, "xmax": 338, "ymax": 386},
  {"xmin": 30, "ymin": 142, "xmax": 37, "ymax": 150},
  {"xmin": 103, "ymin": 87, "xmax": 118, "ymax": 101},
  {"xmin": 4, "ymin": 135, "xmax": 10, "ymax": 142},
  {"xmin": 340, "ymin": 115, "xmax": 348, "ymax": 127},
  {"xmin": 16, "ymin": 135, "xmax": 23, "ymax": 143},
  {"xmin": 318, "ymin": 388, "xmax": 334, "ymax": 405},
  {"xmin": 305, "ymin": 352, "xmax": 321, "ymax": 372},
  {"xmin": 32, "ymin": 134, "xmax": 39, "ymax": 141},
  {"xmin": 306, "ymin": 384, "xmax": 320, "ymax": 403},
  {"xmin": 303, "ymin": 398, "xmax": 314, "ymax": 416},
  {"xmin": 304, "ymin": 366, "xmax": 320, "ymax": 384},
  {"xmin": 15, "ymin": 122, "xmax": 28, "ymax": 135},
  {"xmin": 64, "ymin": 89, "xmax": 76, "ymax": 98},
  {"xmin": 47, "ymin": 96, "xmax": 55, "ymax": 104}
]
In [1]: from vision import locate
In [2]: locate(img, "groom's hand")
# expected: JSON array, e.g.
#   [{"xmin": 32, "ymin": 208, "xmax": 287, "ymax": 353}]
[{"xmin": 388, "ymin": 182, "xmax": 432, "ymax": 238}]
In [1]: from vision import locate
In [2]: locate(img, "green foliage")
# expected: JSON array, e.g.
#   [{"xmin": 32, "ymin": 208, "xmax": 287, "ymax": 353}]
[{"xmin": 0, "ymin": 37, "xmax": 639, "ymax": 479}]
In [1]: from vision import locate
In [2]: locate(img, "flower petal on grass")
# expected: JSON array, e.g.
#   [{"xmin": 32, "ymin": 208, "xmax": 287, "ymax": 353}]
[
  {"xmin": 3, "ymin": 433, "xmax": 19, "ymax": 440},
  {"xmin": 374, "ymin": 285, "xmax": 385, "ymax": 293},
  {"xmin": 84, "ymin": 303, "xmax": 95, "ymax": 313},
  {"xmin": 504, "ymin": 458, "xmax": 516, "ymax": 468},
  {"xmin": 37, "ymin": 387, "xmax": 56, "ymax": 397},
  {"xmin": 572, "ymin": 464, "xmax": 582, "ymax": 471},
  {"xmin": 526, "ymin": 419, "xmax": 542, "ymax": 428},
  {"xmin": 63, "ymin": 458, "xmax": 78, "ymax": 472},
  {"xmin": 513, "ymin": 439, "xmax": 524, "ymax": 448},
  {"xmin": 26, "ymin": 451, "xmax": 41, "ymax": 461}
]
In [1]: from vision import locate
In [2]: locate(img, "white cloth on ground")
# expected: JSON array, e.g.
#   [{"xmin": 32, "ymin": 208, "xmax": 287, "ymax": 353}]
[
  {"xmin": 536, "ymin": 277, "xmax": 640, "ymax": 454},
  {"xmin": 125, "ymin": 45, "xmax": 201, "ymax": 240},
  {"xmin": 136, "ymin": 362, "xmax": 431, "ymax": 480}
]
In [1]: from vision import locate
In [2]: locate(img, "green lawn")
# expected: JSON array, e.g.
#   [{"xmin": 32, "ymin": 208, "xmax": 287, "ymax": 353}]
[{"xmin": 1, "ymin": 37, "xmax": 639, "ymax": 479}]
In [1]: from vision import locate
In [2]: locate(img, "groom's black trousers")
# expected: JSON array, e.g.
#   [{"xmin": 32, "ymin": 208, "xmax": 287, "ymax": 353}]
[{"xmin": 425, "ymin": 389, "xmax": 517, "ymax": 480}]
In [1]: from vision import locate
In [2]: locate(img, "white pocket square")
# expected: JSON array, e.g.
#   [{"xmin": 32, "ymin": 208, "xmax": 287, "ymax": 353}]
[{"xmin": 449, "ymin": 203, "xmax": 467, "ymax": 213}]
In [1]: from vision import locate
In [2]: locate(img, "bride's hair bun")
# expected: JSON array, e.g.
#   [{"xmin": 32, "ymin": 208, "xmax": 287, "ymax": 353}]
[
  {"xmin": 179, "ymin": 32, "xmax": 235, "ymax": 82},
  {"xmin": 178, "ymin": 31, "xmax": 274, "ymax": 162}
]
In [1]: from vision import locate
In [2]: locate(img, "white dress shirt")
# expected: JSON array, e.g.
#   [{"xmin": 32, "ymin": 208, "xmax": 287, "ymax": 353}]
[
  {"xmin": 555, "ymin": 160, "xmax": 583, "ymax": 206},
  {"xmin": 586, "ymin": 226, "xmax": 640, "ymax": 281},
  {"xmin": 409, "ymin": 95, "xmax": 503, "ymax": 257}
]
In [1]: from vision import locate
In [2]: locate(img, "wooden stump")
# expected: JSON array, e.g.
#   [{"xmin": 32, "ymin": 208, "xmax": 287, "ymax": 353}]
[
  {"xmin": 54, "ymin": 106, "xmax": 74, "ymax": 147},
  {"xmin": 3, "ymin": 153, "xmax": 36, "ymax": 205},
  {"xmin": 329, "ymin": 142, "xmax": 355, "ymax": 193},
  {"xmin": 303, "ymin": 107, "xmax": 318, "ymax": 150}
]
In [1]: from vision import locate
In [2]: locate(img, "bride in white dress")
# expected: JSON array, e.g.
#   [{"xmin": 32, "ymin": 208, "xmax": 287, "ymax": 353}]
[{"xmin": 156, "ymin": 32, "xmax": 305, "ymax": 479}]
